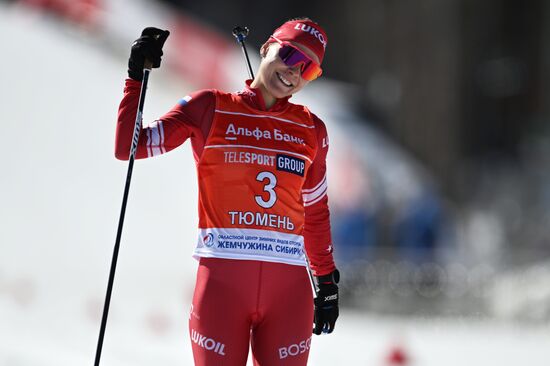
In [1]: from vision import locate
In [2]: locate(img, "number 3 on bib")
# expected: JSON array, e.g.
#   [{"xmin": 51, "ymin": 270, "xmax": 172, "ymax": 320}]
[{"xmin": 255, "ymin": 171, "xmax": 277, "ymax": 209}]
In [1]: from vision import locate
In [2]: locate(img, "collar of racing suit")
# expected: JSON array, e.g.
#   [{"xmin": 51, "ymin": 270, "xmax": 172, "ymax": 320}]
[{"xmin": 240, "ymin": 79, "xmax": 292, "ymax": 112}]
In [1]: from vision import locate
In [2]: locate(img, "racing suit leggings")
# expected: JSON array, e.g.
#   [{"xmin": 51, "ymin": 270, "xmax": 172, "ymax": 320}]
[{"xmin": 189, "ymin": 257, "xmax": 314, "ymax": 365}]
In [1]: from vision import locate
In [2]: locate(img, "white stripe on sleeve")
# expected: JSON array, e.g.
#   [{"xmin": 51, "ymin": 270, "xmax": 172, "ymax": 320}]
[
  {"xmin": 146, "ymin": 120, "xmax": 165, "ymax": 157},
  {"xmin": 302, "ymin": 174, "xmax": 328, "ymax": 205},
  {"xmin": 302, "ymin": 174, "xmax": 327, "ymax": 193},
  {"xmin": 304, "ymin": 186, "xmax": 328, "ymax": 207}
]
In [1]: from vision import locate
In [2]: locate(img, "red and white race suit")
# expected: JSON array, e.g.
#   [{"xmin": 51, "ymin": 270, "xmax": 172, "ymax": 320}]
[{"xmin": 115, "ymin": 79, "xmax": 335, "ymax": 365}]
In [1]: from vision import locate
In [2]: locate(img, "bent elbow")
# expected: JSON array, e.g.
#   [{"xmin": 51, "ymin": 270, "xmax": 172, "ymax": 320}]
[{"xmin": 114, "ymin": 147, "xmax": 130, "ymax": 161}]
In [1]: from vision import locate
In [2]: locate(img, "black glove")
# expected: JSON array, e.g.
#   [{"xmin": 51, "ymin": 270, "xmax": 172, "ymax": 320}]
[
  {"xmin": 313, "ymin": 269, "xmax": 340, "ymax": 335},
  {"xmin": 128, "ymin": 27, "xmax": 170, "ymax": 80}
]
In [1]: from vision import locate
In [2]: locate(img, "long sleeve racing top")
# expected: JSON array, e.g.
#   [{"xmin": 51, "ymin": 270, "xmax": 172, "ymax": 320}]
[{"xmin": 115, "ymin": 79, "xmax": 335, "ymax": 276}]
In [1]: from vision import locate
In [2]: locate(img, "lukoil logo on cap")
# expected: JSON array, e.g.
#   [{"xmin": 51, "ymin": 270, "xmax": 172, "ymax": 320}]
[{"xmin": 293, "ymin": 23, "xmax": 327, "ymax": 49}]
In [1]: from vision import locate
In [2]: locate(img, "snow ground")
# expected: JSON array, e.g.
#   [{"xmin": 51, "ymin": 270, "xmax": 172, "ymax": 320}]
[{"xmin": 0, "ymin": 3, "xmax": 549, "ymax": 365}]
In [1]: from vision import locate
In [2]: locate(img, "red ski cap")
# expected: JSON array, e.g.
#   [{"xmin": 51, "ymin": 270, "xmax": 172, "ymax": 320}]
[{"xmin": 269, "ymin": 19, "xmax": 328, "ymax": 63}]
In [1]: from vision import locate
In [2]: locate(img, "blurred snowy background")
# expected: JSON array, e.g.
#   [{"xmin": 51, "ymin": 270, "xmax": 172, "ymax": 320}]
[{"xmin": 1, "ymin": 0, "xmax": 549, "ymax": 365}]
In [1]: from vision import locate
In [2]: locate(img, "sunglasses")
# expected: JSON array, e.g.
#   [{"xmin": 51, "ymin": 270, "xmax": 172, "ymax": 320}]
[{"xmin": 270, "ymin": 36, "xmax": 323, "ymax": 81}]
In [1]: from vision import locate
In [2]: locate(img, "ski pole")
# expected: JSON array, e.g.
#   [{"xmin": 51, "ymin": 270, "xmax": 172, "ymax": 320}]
[
  {"xmin": 94, "ymin": 59, "xmax": 153, "ymax": 366},
  {"xmin": 232, "ymin": 26, "xmax": 255, "ymax": 79}
]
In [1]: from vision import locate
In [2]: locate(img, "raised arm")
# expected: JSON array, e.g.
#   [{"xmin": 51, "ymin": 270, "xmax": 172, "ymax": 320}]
[
  {"xmin": 114, "ymin": 28, "xmax": 216, "ymax": 161},
  {"xmin": 115, "ymin": 82, "xmax": 215, "ymax": 160}
]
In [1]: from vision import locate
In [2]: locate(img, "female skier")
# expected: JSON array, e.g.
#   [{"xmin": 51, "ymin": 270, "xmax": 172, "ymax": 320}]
[{"xmin": 115, "ymin": 17, "xmax": 339, "ymax": 365}]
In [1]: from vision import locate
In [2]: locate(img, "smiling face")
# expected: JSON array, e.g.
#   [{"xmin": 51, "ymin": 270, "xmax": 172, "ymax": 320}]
[{"xmin": 250, "ymin": 40, "xmax": 320, "ymax": 107}]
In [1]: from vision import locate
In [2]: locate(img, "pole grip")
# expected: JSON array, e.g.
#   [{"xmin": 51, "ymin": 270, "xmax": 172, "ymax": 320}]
[{"xmin": 232, "ymin": 26, "xmax": 255, "ymax": 80}]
